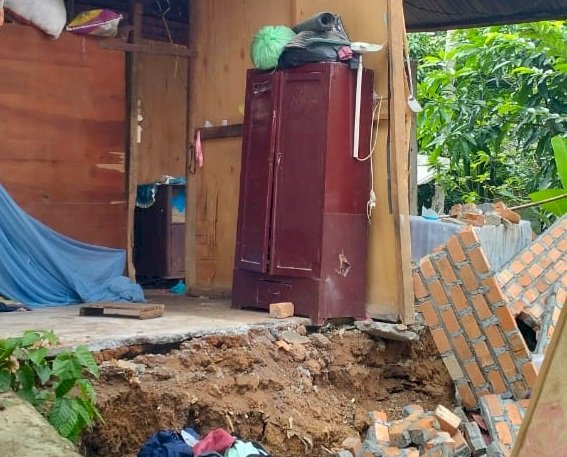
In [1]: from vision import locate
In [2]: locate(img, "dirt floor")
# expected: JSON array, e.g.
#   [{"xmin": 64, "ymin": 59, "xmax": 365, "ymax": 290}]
[{"xmin": 82, "ymin": 324, "xmax": 453, "ymax": 457}]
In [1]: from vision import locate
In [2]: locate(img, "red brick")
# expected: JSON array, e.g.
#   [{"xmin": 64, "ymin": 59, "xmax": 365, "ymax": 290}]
[
  {"xmin": 431, "ymin": 328, "xmax": 452, "ymax": 354},
  {"xmin": 409, "ymin": 416, "xmax": 439, "ymax": 445},
  {"xmin": 520, "ymin": 250, "xmax": 535, "ymax": 265},
  {"xmin": 545, "ymin": 268, "xmax": 560, "ymax": 283},
  {"xmin": 535, "ymin": 280, "xmax": 550, "ymax": 293},
  {"xmin": 511, "ymin": 380, "xmax": 529, "ymax": 399},
  {"xmin": 519, "ymin": 399, "xmax": 530, "ymax": 410},
  {"xmin": 453, "ymin": 334, "xmax": 473, "ymax": 361},
  {"xmin": 509, "ymin": 299, "xmax": 526, "ymax": 316},
  {"xmin": 448, "ymin": 286, "xmax": 469, "ymax": 312},
  {"xmin": 504, "ymin": 402, "xmax": 523, "ymax": 427},
  {"xmin": 484, "ymin": 277, "xmax": 506, "ymax": 304},
  {"xmin": 460, "ymin": 264, "xmax": 480, "ymax": 292},
  {"xmin": 551, "ymin": 225, "xmax": 564, "ymax": 239},
  {"xmin": 498, "ymin": 269, "xmax": 514, "ymax": 285},
  {"xmin": 483, "ymin": 394, "xmax": 503, "ymax": 416},
  {"xmin": 539, "ymin": 256, "xmax": 552, "ymax": 269},
  {"xmin": 556, "ymin": 260, "xmax": 567, "ymax": 274},
  {"xmin": 269, "ymin": 302, "xmax": 294, "ymax": 319},
  {"xmin": 497, "ymin": 352, "xmax": 518, "ymax": 380},
  {"xmin": 452, "ymin": 430, "xmax": 471, "ymax": 455},
  {"xmin": 507, "ymin": 282, "xmax": 523, "ymax": 299},
  {"xmin": 473, "ymin": 341, "xmax": 494, "ymax": 368},
  {"xmin": 518, "ymin": 272, "xmax": 533, "ymax": 287},
  {"xmin": 459, "ymin": 227, "xmax": 479, "ymax": 248},
  {"xmin": 469, "ymin": 247, "xmax": 491, "ymax": 274},
  {"xmin": 420, "ymin": 300, "xmax": 440, "ymax": 327},
  {"xmin": 441, "ymin": 307, "xmax": 460, "ymax": 335},
  {"xmin": 531, "ymin": 242, "xmax": 544, "ymax": 256},
  {"xmin": 542, "ymin": 234, "xmax": 554, "ymax": 246},
  {"xmin": 456, "ymin": 383, "xmax": 476, "ymax": 409},
  {"xmin": 494, "ymin": 306, "xmax": 517, "ymax": 333},
  {"xmin": 510, "ymin": 260, "xmax": 525, "ymax": 274},
  {"xmin": 559, "ymin": 238, "xmax": 567, "ymax": 250},
  {"xmin": 549, "ymin": 248, "xmax": 561, "ymax": 262},
  {"xmin": 524, "ymin": 288, "xmax": 539, "ymax": 303},
  {"xmin": 448, "ymin": 236, "xmax": 467, "ymax": 263},
  {"xmin": 434, "ymin": 255, "xmax": 458, "ymax": 284},
  {"xmin": 522, "ymin": 362, "xmax": 538, "ymax": 387},
  {"xmin": 434, "ymin": 405, "xmax": 462, "ymax": 435},
  {"xmin": 413, "ymin": 272, "xmax": 429, "ymax": 300},
  {"xmin": 487, "ymin": 370, "xmax": 508, "ymax": 394},
  {"xmin": 444, "ymin": 355, "xmax": 465, "ymax": 381},
  {"xmin": 462, "ymin": 212, "xmax": 486, "ymax": 227},
  {"xmin": 428, "ymin": 280, "xmax": 449, "ymax": 306},
  {"xmin": 368, "ymin": 422, "xmax": 390, "ymax": 445},
  {"xmin": 471, "ymin": 295, "xmax": 492, "ymax": 320},
  {"xmin": 461, "ymin": 313, "xmax": 482, "ymax": 340},
  {"xmin": 528, "ymin": 264, "xmax": 544, "ymax": 279},
  {"xmin": 369, "ymin": 411, "xmax": 388, "ymax": 423},
  {"xmin": 420, "ymin": 258, "xmax": 437, "ymax": 279},
  {"xmin": 495, "ymin": 421, "xmax": 513, "ymax": 446},
  {"xmin": 507, "ymin": 332, "xmax": 529, "ymax": 358},
  {"xmin": 485, "ymin": 325, "xmax": 506, "ymax": 349},
  {"xmin": 464, "ymin": 361, "xmax": 485, "ymax": 387}
]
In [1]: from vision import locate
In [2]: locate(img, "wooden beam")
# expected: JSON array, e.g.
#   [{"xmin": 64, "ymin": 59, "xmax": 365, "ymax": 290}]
[
  {"xmin": 198, "ymin": 124, "xmax": 243, "ymax": 140},
  {"xmin": 99, "ymin": 39, "xmax": 194, "ymax": 58},
  {"xmin": 125, "ymin": 1, "xmax": 144, "ymax": 280},
  {"xmin": 387, "ymin": 0, "xmax": 414, "ymax": 324}
]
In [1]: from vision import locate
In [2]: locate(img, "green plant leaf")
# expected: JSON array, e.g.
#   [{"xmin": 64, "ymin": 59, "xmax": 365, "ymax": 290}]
[
  {"xmin": 0, "ymin": 370, "xmax": 12, "ymax": 391},
  {"xmin": 21, "ymin": 331, "xmax": 42, "ymax": 348},
  {"xmin": 530, "ymin": 189, "xmax": 567, "ymax": 216},
  {"xmin": 73, "ymin": 346, "xmax": 99, "ymax": 378},
  {"xmin": 52, "ymin": 355, "xmax": 82, "ymax": 380},
  {"xmin": 551, "ymin": 135, "xmax": 567, "ymax": 189},
  {"xmin": 55, "ymin": 378, "xmax": 77, "ymax": 398},
  {"xmin": 28, "ymin": 348, "xmax": 48, "ymax": 367},
  {"xmin": 49, "ymin": 397, "xmax": 80, "ymax": 440},
  {"xmin": 34, "ymin": 365, "xmax": 52, "ymax": 386}
]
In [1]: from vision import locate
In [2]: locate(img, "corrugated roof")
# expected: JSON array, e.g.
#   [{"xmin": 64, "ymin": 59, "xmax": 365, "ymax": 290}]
[{"xmin": 405, "ymin": 0, "xmax": 567, "ymax": 31}]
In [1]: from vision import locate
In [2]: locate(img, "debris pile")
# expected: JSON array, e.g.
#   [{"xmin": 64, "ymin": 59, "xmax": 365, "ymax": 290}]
[
  {"xmin": 447, "ymin": 202, "xmax": 521, "ymax": 227},
  {"xmin": 334, "ymin": 399, "xmax": 530, "ymax": 457}
]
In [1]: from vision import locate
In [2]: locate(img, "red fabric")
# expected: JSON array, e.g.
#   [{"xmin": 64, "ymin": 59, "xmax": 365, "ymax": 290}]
[{"xmin": 193, "ymin": 428, "xmax": 235, "ymax": 456}]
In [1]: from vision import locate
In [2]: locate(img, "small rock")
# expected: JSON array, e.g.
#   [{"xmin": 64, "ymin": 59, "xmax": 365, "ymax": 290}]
[
  {"xmin": 335, "ymin": 450, "xmax": 353, "ymax": 457},
  {"xmin": 355, "ymin": 321, "xmax": 419, "ymax": 342},
  {"xmin": 310, "ymin": 333, "xmax": 332, "ymax": 349},
  {"xmin": 275, "ymin": 340, "xmax": 292, "ymax": 352},
  {"xmin": 290, "ymin": 343, "xmax": 308, "ymax": 362},
  {"xmin": 295, "ymin": 324, "xmax": 308, "ymax": 336},
  {"xmin": 281, "ymin": 330, "xmax": 309, "ymax": 345}
]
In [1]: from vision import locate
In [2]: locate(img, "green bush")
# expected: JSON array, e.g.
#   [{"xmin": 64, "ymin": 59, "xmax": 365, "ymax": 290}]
[{"xmin": 0, "ymin": 330, "xmax": 102, "ymax": 442}]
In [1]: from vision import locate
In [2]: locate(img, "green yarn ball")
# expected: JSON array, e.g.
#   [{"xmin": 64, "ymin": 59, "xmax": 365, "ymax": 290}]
[{"xmin": 251, "ymin": 25, "xmax": 296, "ymax": 70}]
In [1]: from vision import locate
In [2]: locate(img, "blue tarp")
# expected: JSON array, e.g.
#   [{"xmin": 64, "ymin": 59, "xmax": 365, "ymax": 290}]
[{"xmin": 0, "ymin": 184, "xmax": 144, "ymax": 308}]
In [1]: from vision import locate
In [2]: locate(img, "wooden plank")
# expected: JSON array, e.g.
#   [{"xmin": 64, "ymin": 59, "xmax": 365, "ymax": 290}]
[
  {"xmin": 512, "ymin": 297, "xmax": 567, "ymax": 457},
  {"xmin": 0, "ymin": 23, "xmax": 127, "ymax": 249},
  {"xmin": 99, "ymin": 39, "xmax": 194, "ymax": 58},
  {"xmin": 198, "ymin": 124, "xmax": 243, "ymax": 140},
  {"xmin": 79, "ymin": 303, "xmax": 165, "ymax": 319},
  {"xmin": 409, "ymin": 62, "xmax": 419, "ymax": 216},
  {"xmin": 386, "ymin": 0, "xmax": 414, "ymax": 324}
]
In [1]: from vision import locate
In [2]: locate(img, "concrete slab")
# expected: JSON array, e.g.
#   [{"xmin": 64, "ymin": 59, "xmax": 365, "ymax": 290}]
[{"xmin": 0, "ymin": 292, "xmax": 310, "ymax": 351}]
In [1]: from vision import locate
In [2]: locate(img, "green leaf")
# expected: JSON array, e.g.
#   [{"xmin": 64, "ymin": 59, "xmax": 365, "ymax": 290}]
[
  {"xmin": 55, "ymin": 378, "xmax": 77, "ymax": 398},
  {"xmin": 0, "ymin": 370, "xmax": 12, "ymax": 391},
  {"xmin": 28, "ymin": 348, "xmax": 48, "ymax": 367},
  {"xmin": 21, "ymin": 332, "xmax": 41, "ymax": 348},
  {"xmin": 52, "ymin": 355, "xmax": 82, "ymax": 380},
  {"xmin": 49, "ymin": 397, "xmax": 80, "ymax": 440},
  {"xmin": 34, "ymin": 364, "xmax": 52, "ymax": 386},
  {"xmin": 530, "ymin": 189, "xmax": 567, "ymax": 216},
  {"xmin": 76, "ymin": 379, "xmax": 97, "ymax": 404},
  {"xmin": 73, "ymin": 346, "xmax": 99, "ymax": 378},
  {"xmin": 551, "ymin": 135, "xmax": 567, "ymax": 189}
]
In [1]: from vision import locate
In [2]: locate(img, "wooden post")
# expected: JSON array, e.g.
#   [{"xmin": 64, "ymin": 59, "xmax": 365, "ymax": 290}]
[
  {"xmin": 387, "ymin": 0, "xmax": 415, "ymax": 324},
  {"xmin": 126, "ymin": 1, "xmax": 144, "ymax": 279}
]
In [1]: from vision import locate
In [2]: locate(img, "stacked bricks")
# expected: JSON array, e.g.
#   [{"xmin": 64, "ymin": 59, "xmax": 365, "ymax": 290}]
[
  {"xmin": 497, "ymin": 214, "xmax": 567, "ymax": 330},
  {"xmin": 479, "ymin": 394, "xmax": 529, "ymax": 453},
  {"xmin": 534, "ymin": 284, "xmax": 566, "ymax": 355},
  {"xmin": 413, "ymin": 226, "xmax": 537, "ymax": 409}
]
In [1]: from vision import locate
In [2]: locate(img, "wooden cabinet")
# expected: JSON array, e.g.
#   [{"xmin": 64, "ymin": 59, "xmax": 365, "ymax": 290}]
[
  {"xmin": 134, "ymin": 184, "xmax": 185, "ymax": 280},
  {"xmin": 232, "ymin": 63, "xmax": 374, "ymax": 324}
]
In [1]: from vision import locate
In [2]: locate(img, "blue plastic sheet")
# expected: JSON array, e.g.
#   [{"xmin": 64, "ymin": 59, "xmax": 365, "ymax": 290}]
[{"xmin": 0, "ymin": 184, "xmax": 144, "ymax": 307}]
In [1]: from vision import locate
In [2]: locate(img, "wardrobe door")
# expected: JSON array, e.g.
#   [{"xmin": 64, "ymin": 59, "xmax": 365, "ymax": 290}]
[
  {"xmin": 235, "ymin": 71, "xmax": 279, "ymax": 272},
  {"xmin": 269, "ymin": 67, "xmax": 329, "ymax": 278}
]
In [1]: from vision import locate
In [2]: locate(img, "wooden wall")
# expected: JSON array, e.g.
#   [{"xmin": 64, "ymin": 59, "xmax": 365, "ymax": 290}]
[
  {"xmin": 135, "ymin": 52, "xmax": 188, "ymax": 185},
  {"xmin": 188, "ymin": 0, "xmax": 411, "ymax": 320},
  {"xmin": 0, "ymin": 24, "xmax": 127, "ymax": 249}
]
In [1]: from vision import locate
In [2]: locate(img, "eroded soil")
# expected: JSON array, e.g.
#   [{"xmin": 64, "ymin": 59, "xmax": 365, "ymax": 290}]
[{"xmin": 83, "ymin": 326, "xmax": 453, "ymax": 457}]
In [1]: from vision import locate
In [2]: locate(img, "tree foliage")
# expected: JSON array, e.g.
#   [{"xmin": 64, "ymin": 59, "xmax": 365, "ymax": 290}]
[{"xmin": 409, "ymin": 22, "xmax": 567, "ymax": 222}]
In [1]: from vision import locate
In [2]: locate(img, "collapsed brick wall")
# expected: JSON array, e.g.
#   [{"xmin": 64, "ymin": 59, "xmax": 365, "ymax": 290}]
[
  {"xmin": 497, "ymin": 214, "xmax": 567, "ymax": 330},
  {"xmin": 413, "ymin": 227, "xmax": 537, "ymax": 409},
  {"xmin": 534, "ymin": 285, "xmax": 566, "ymax": 355},
  {"xmin": 479, "ymin": 394, "xmax": 529, "ymax": 452}
]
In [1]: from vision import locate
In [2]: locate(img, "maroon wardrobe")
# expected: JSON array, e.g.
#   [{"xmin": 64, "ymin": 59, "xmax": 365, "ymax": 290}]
[{"xmin": 232, "ymin": 62, "xmax": 374, "ymax": 324}]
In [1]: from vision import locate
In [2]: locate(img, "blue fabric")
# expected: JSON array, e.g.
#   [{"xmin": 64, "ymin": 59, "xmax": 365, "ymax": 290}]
[
  {"xmin": 138, "ymin": 428, "xmax": 200, "ymax": 457},
  {"xmin": 0, "ymin": 184, "xmax": 144, "ymax": 307}
]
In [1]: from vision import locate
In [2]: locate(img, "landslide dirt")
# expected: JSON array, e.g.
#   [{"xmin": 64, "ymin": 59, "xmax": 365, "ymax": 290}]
[{"xmin": 83, "ymin": 326, "xmax": 453, "ymax": 457}]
